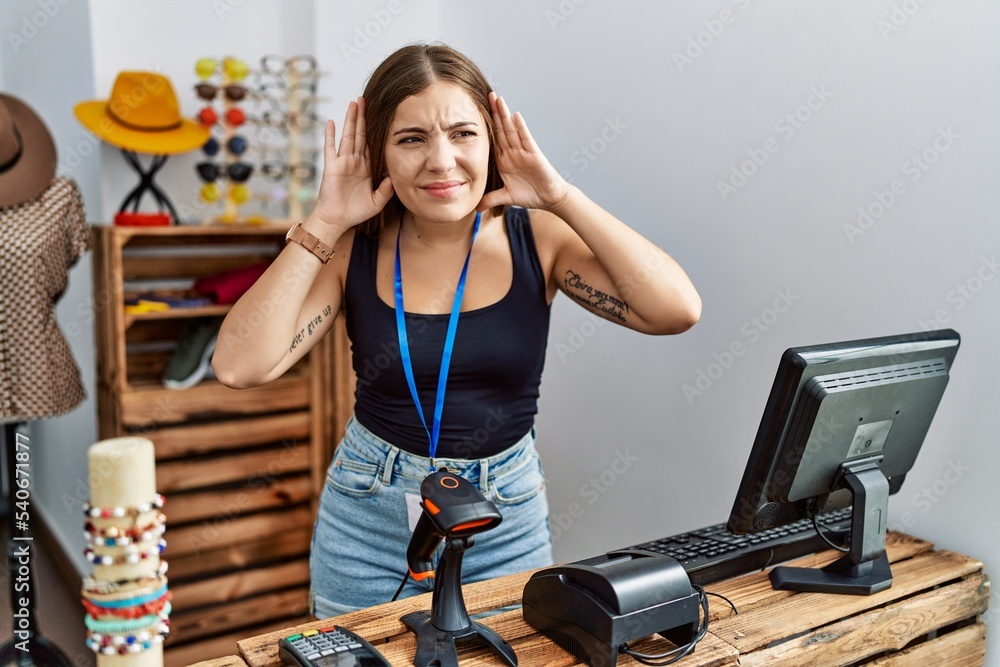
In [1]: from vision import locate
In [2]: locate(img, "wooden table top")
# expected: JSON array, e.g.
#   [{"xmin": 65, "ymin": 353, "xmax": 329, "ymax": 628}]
[{"xmin": 197, "ymin": 532, "xmax": 988, "ymax": 666}]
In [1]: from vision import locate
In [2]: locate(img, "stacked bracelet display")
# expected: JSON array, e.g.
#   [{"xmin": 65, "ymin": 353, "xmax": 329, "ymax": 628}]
[
  {"xmin": 82, "ymin": 493, "xmax": 170, "ymax": 657},
  {"xmin": 85, "ymin": 600, "xmax": 172, "ymax": 655}
]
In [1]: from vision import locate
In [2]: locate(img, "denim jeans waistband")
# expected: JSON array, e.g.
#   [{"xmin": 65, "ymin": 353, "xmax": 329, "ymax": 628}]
[{"xmin": 339, "ymin": 414, "xmax": 537, "ymax": 492}]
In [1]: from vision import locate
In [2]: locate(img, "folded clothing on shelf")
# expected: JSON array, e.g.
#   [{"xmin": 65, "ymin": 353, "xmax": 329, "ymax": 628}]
[
  {"xmin": 193, "ymin": 261, "xmax": 270, "ymax": 304},
  {"xmin": 124, "ymin": 290, "xmax": 214, "ymax": 313}
]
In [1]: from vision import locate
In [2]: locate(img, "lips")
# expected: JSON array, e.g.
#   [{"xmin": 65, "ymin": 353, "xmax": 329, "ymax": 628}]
[{"xmin": 420, "ymin": 181, "xmax": 464, "ymax": 198}]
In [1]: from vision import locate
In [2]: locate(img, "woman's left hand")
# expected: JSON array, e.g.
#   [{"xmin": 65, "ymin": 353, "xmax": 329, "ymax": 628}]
[{"xmin": 477, "ymin": 92, "xmax": 571, "ymax": 212}]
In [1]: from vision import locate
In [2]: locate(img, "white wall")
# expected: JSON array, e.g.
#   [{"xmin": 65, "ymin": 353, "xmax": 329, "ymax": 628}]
[
  {"xmin": 2, "ymin": 1, "xmax": 998, "ymax": 660},
  {"xmin": 436, "ymin": 0, "xmax": 999, "ymax": 656}
]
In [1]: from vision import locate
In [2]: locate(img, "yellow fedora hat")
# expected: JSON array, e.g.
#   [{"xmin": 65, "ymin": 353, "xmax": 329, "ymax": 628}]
[{"xmin": 74, "ymin": 71, "xmax": 209, "ymax": 154}]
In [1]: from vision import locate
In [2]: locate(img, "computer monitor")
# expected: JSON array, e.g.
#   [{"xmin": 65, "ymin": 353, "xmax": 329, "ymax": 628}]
[{"xmin": 726, "ymin": 328, "xmax": 960, "ymax": 594}]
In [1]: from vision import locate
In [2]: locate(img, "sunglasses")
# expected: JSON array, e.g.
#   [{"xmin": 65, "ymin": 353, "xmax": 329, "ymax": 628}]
[
  {"xmin": 261, "ymin": 160, "xmax": 317, "ymax": 182},
  {"xmin": 195, "ymin": 57, "xmax": 250, "ymax": 81},
  {"xmin": 201, "ymin": 135, "xmax": 249, "ymax": 158},
  {"xmin": 197, "ymin": 106, "xmax": 247, "ymax": 128},
  {"xmin": 199, "ymin": 182, "xmax": 251, "ymax": 204},
  {"xmin": 196, "ymin": 161, "xmax": 254, "ymax": 183},
  {"xmin": 194, "ymin": 83, "xmax": 249, "ymax": 102},
  {"xmin": 260, "ymin": 54, "xmax": 318, "ymax": 77},
  {"xmin": 253, "ymin": 110, "xmax": 322, "ymax": 131}
]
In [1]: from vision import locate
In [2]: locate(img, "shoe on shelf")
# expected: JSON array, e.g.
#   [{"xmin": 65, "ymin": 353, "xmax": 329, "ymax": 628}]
[{"xmin": 162, "ymin": 318, "xmax": 221, "ymax": 390}]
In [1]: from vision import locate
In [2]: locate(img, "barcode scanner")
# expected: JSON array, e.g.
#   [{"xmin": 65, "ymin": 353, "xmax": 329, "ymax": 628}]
[
  {"xmin": 401, "ymin": 468, "xmax": 517, "ymax": 666},
  {"xmin": 406, "ymin": 469, "xmax": 503, "ymax": 580}
]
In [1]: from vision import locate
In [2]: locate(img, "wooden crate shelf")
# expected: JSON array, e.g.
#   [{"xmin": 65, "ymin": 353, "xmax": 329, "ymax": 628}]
[
  {"xmin": 120, "ymin": 372, "xmax": 311, "ymax": 427},
  {"xmin": 167, "ymin": 529, "xmax": 313, "ymax": 582},
  {"xmin": 91, "ymin": 224, "xmax": 354, "ymax": 663}
]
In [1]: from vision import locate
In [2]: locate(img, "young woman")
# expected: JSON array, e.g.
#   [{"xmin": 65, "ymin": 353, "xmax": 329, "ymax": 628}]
[{"xmin": 212, "ymin": 44, "xmax": 701, "ymax": 617}]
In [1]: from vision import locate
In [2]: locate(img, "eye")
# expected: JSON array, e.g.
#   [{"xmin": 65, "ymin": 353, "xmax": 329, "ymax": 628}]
[
  {"xmin": 454, "ymin": 130, "xmax": 477, "ymax": 140},
  {"xmin": 398, "ymin": 135, "xmax": 423, "ymax": 145}
]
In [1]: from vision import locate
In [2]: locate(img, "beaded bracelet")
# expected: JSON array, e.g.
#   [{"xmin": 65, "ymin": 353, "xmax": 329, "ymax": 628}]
[
  {"xmin": 82, "ymin": 563, "xmax": 167, "ymax": 596},
  {"xmin": 85, "ymin": 512, "xmax": 166, "ymax": 543},
  {"xmin": 84, "ymin": 584, "xmax": 168, "ymax": 610},
  {"xmin": 83, "ymin": 514, "xmax": 167, "ymax": 547},
  {"xmin": 84, "ymin": 602, "xmax": 171, "ymax": 634},
  {"xmin": 83, "ymin": 494, "xmax": 165, "ymax": 518},
  {"xmin": 83, "ymin": 595, "xmax": 170, "ymax": 620},
  {"xmin": 86, "ymin": 626, "xmax": 169, "ymax": 655},
  {"xmin": 85, "ymin": 539, "xmax": 166, "ymax": 565}
]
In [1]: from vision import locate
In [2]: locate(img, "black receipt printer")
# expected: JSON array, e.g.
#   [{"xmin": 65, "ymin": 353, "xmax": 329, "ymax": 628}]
[{"xmin": 522, "ymin": 549, "xmax": 700, "ymax": 667}]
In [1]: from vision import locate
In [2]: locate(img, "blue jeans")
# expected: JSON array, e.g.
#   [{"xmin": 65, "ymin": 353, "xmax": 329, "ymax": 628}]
[{"xmin": 309, "ymin": 415, "xmax": 553, "ymax": 618}]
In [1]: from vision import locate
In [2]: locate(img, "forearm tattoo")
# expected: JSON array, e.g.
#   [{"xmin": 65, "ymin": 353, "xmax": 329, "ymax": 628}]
[
  {"xmin": 563, "ymin": 270, "xmax": 630, "ymax": 322},
  {"xmin": 289, "ymin": 304, "xmax": 333, "ymax": 354}
]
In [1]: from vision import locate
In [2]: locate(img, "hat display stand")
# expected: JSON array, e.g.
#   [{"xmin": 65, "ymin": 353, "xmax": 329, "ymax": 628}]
[
  {"xmin": 0, "ymin": 423, "xmax": 74, "ymax": 667},
  {"xmin": 115, "ymin": 151, "xmax": 176, "ymax": 227},
  {"xmin": 74, "ymin": 71, "xmax": 210, "ymax": 227},
  {"xmin": 82, "ymin": 437, "xmax": 169, "ymax": 665}
]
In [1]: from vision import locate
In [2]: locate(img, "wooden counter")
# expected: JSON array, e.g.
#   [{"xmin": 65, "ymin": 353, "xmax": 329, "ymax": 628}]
[{"xmin": 201, "ymin": 532, "xmax": 990, "ymax": 666}]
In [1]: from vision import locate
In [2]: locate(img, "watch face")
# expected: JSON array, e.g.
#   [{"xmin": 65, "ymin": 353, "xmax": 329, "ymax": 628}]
[{"xmin": 285, "ymin": 223, "xmax": 298, "ymax": 241}]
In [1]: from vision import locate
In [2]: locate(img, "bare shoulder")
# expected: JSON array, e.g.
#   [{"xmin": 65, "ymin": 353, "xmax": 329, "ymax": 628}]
[{"xmin": 523, "ymin": 208, "xmax": 577, "ymax": 276}]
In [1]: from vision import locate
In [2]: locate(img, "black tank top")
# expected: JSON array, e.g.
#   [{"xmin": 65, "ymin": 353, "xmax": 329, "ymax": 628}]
[{"xmin": 345, "ymin": 207, "xmax": 551, "ymax": 458}]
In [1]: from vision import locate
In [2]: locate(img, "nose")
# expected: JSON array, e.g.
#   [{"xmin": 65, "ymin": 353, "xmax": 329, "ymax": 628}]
[{"xmin": 425, "ymin": 136, "xmax": 457, "ymax": 173}]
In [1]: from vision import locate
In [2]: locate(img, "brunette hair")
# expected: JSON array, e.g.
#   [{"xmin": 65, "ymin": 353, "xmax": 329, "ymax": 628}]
[{"xmin": 361, "ymin": 43, "xmax": 506, "ymax": 236}]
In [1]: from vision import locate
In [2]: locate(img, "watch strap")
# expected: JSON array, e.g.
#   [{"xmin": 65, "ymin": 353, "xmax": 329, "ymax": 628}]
[{"xmin": 285, "ymin": 222, "xmax": 334, "ymax": 265}]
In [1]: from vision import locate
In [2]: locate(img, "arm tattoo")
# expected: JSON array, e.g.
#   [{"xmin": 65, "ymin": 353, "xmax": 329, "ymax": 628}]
[
  {"xmin": 563, "ymin": 270, "xmax": 630, "ymax": 322},
  {"xmin": 289, "ymin": 304, "xmax": 333, "ymax": 354}
]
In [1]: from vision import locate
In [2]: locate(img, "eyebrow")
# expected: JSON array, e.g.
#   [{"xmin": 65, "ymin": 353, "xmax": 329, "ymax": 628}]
[{"xmin": 392, "ymin": 121, "xmax": 479, "ymax": 136}]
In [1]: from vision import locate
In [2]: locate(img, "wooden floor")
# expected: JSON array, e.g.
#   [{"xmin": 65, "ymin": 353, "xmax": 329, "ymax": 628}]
[{"xmin": 0, "ymin": 514, "xmax": 95, "ymax": 667}]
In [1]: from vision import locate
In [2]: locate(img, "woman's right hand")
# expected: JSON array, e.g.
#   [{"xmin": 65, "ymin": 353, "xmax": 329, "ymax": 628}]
[{"xmin": 310, "ymin": 97, "xmax": 394, "ymax": 233}]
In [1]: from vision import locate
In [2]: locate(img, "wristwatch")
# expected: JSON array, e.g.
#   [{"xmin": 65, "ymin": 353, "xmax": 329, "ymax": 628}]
[{"xmin": 285, "ymin": 222, "xmax": 334, "ymax": 265}]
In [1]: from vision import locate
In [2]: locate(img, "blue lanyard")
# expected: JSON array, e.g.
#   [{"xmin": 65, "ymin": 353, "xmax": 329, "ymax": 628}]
[{"xmin": 394, "ymin": 211, "xmax": 482, "ymax": 465}]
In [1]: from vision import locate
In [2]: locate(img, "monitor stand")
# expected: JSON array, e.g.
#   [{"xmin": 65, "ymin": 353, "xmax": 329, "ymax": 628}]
[{"xmin": 770, "ymin": 458, "xmax": 893, "ymax": 595}]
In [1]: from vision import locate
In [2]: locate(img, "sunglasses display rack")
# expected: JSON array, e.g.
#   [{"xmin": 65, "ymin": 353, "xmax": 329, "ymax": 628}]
[
  {"xmin": 193, "ymin": 56, "xmax": 256, "ymax": 224},
  {"xmin": 192, "ymin": 54, "xmax": 323, "ymax": 226}
]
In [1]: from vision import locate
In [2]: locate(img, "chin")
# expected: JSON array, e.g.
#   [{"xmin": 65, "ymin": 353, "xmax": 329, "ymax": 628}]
[{"xmin": 404, "ymin": 194, "xmax": 482, "ymax": 224}]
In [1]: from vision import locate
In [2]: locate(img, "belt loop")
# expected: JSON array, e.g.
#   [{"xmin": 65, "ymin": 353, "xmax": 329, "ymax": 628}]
[
  {"xmin": 479, "ymin": 457, "xmax": 489, "ymax": 495},
  {"xmin": 382, "ymin": 447, "xmax": 399, "ymax": 485}
]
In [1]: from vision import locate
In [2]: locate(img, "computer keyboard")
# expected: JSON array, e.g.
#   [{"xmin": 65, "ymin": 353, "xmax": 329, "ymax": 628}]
[{"xmin": 620, "ymin": 508, "xmax": 853, "ymax": 586}]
